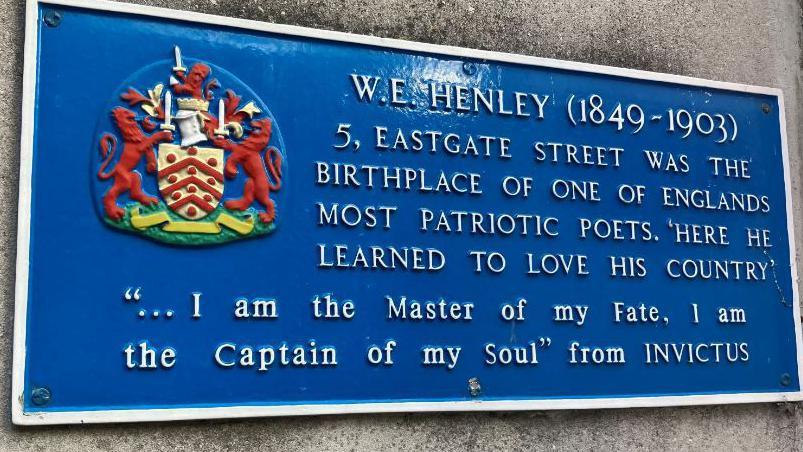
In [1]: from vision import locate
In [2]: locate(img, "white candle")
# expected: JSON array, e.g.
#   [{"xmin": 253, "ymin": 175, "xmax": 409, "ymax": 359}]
[
  {"xmin": 216, "ymin": 99, "xmax": 227, "ymax": 135},
  {"xmin": 163, "ymin": 91, "xmax": 172, "ymax": 126},
  {"xmin": 160, "ymin": 91, "xmax": 175, "ymax": 131}
]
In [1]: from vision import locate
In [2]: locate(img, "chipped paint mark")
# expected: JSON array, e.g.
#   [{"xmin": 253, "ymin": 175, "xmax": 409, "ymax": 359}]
[{"xmin": 764, "ymin": 249, "xmax": 792, "ymax": 307}]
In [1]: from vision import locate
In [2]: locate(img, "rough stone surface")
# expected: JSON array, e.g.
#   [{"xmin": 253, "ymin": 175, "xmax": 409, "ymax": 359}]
[{"xmin": 1, "ymin": 0, "xmax": 802, "ymax": 450}]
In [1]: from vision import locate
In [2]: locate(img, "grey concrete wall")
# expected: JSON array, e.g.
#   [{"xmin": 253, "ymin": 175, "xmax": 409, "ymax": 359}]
[{"xmin": 1, "ymin": 0, "xmax": 803, "ymax": 450}]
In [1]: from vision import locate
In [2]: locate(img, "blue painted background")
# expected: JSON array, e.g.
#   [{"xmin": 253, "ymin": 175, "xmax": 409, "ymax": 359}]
[{"xmin": 23, "ymin": 4, "xmax": 799, "ymax": 413}]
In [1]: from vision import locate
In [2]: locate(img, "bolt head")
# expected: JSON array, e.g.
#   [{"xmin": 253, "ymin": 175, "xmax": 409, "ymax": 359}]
[
  {"xmin": 781, "ymin": 373, "xmax": 792, "ymax": 386},
  {"xmin": 468, "ymin": 377, "xmax": 481, "ymax": 397},
  {"xmin": 761, "ymin": 103, "xmax": 771, "ymax": 114},
  {"xmin": 462, "ymin": 62, "xmax": 478, "ymax": 76},
  {"xmin": 31, "ymin": 387, "xmax": 51, "ymax": 406},
  {"xmin": 43, "ymin": 10, "xmax": 62, "ymax": 27}
]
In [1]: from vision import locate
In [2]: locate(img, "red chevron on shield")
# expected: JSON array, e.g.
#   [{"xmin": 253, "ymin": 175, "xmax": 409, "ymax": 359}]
[{"xmin": 157, "ymin": 144, "xmax": 224, "ymax": 220}]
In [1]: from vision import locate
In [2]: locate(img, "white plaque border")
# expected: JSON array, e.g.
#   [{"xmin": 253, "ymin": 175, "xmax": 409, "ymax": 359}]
[{"xmin": 12, "ymin": 0, "xmax": 803, "ymax": 425}]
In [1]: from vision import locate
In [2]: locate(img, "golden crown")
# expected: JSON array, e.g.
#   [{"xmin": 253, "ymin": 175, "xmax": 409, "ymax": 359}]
[{"xmin": 175, "ymin": 97, "xmax": 209, "ymax": 112}]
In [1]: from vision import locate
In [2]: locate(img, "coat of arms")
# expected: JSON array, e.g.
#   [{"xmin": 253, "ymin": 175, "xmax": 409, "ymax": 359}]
[{"xmin": 94, "ymin": 47, "xmax": 284, "ymax": 245}]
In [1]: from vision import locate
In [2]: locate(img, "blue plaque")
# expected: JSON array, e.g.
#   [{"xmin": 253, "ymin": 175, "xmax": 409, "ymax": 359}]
[{"xmin": 12, "ymin": 0, "xmax": 803, "ymax": 424}]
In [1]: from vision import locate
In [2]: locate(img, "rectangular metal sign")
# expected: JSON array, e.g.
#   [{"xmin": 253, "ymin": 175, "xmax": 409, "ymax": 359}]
[{"xmin": 12, "ymin": 0, "xmax": 803, "ymax": 425}]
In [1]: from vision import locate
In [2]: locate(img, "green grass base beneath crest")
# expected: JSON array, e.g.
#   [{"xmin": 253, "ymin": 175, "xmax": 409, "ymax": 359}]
[{"xmin": 103, "ymin": 201, "xmax": 275, "ymax": 246}]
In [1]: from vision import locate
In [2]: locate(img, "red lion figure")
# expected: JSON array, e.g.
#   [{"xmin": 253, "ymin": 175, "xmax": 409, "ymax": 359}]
[
  {"xmin": 98, "ymin": 107, "xmax": 173, "ymax": 220},
  {"xmin": 213, "ymin": 118, "xmax": 283, "ymax": 223},
  {"xmin": 172, "ymin": 63, "xmax": 217, "ymax": 100}
]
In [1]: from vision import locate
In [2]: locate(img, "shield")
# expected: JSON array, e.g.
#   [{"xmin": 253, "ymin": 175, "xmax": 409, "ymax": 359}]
[{"xmin": 157, "ymin": 143, "xmax": 224, "ymax": 220}]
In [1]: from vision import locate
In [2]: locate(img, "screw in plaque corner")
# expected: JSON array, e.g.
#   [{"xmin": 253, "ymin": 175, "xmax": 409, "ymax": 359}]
[
  {"xmin": 30, "ymin": 387, "xmax": 51, "ymax": 407},
  {"xmin": 43, "ymin": 10, "xmax": 62, "ymax": 27},
  {"xmin": 780, "ymin": 373, "xmax": 792, "ymax": 387}
]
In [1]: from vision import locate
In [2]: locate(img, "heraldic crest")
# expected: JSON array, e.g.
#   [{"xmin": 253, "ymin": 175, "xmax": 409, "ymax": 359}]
[{"xmin": 94, "ymin": 46, "xmax": 284, "ymax": 245}]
